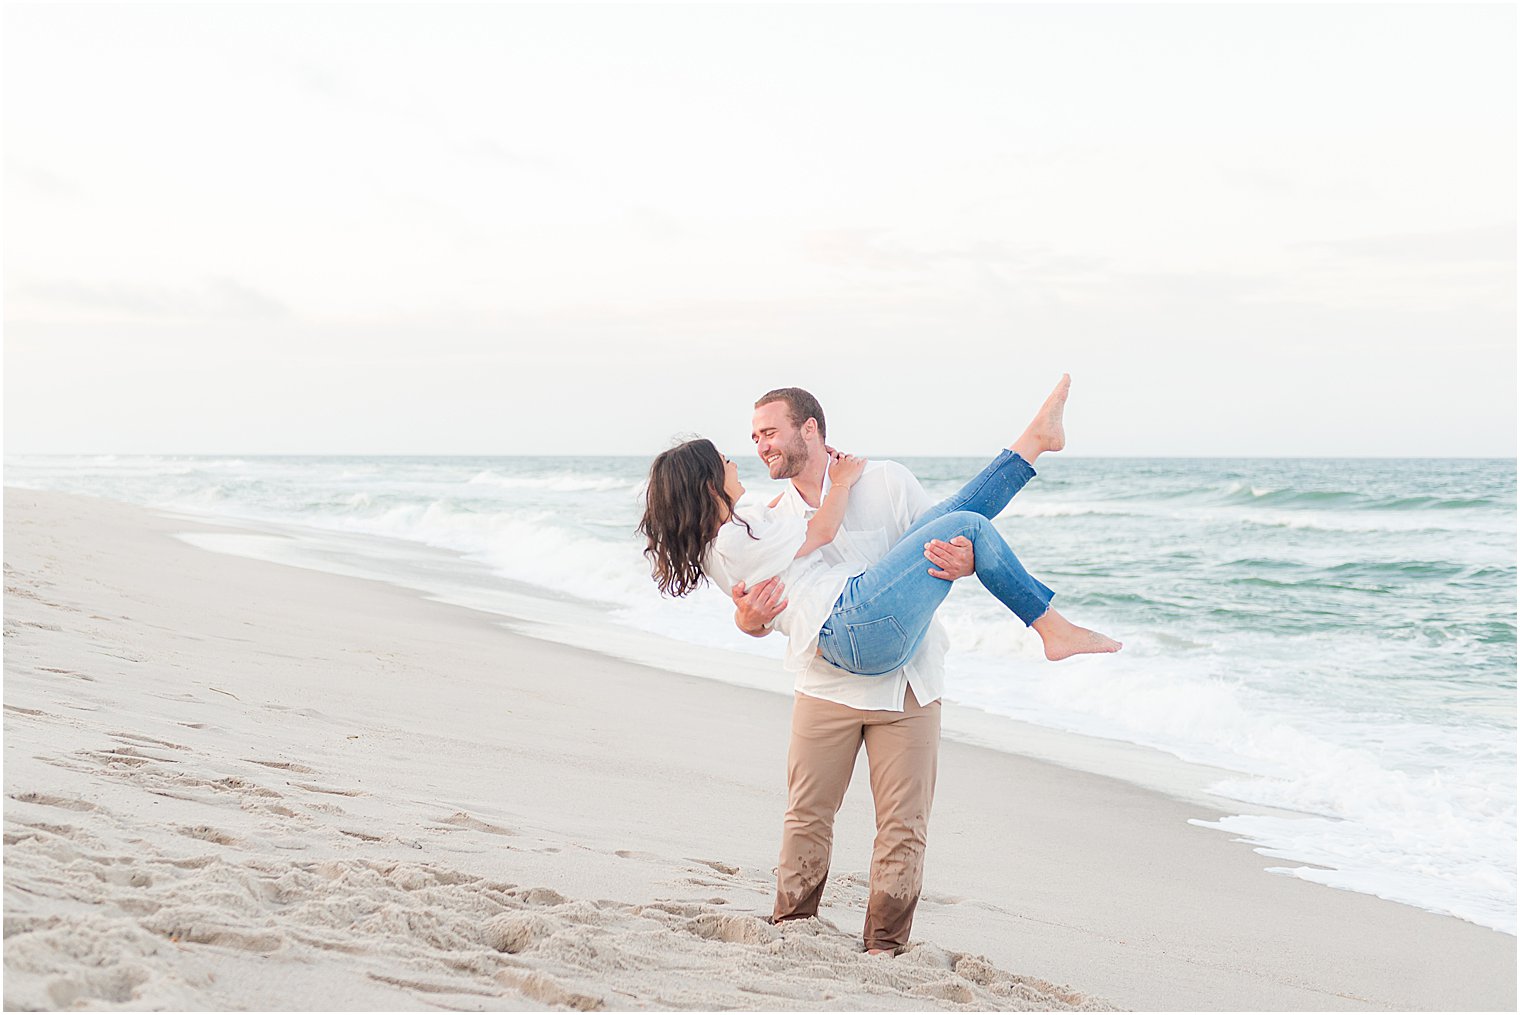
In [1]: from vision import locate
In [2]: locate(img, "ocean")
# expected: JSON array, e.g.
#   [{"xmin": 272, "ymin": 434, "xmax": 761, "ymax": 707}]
[{"xmin": 5, "ymin": 453, "xmax": 1515, "ymax": 934}]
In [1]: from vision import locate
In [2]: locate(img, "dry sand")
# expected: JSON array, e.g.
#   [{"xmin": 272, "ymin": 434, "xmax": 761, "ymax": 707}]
[{"xmin": 3, "ymin": 488, "xmax": 1514, "ymax": 1011}]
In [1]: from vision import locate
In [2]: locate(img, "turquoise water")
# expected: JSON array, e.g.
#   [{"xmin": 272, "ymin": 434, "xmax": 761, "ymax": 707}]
[{"xmin": 6, "ymin": 453, "xmax": 1515, "ymax": 932}]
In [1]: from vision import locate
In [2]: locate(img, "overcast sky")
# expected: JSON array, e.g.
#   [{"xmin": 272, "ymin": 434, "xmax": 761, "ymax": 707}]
[{"xmin": 4, "ymin": 3, "xmax": 1515, "ymax": 457}]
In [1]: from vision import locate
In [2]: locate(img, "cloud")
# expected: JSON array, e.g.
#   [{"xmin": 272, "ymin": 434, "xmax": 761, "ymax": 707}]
[
  {"xmin": 1296, "ymin": 223, "xmax": 1516, "ymax": 264},
  {"xmin": 803, "ymin": 228, "xmax": 1109, "ymax": 277},
  {"xmin": 1216, "ymin": 165, "xmax": 1365, "ymax": 201},
  {"xmin": 10, "ymin": 164, "xmax": 80, "ymax": 200},
  {"xmin": 286, "ymin": 60, "xmax": 340, "ymax": 97},
  {"xmin": 15, "ymin": 276, "xmax": 291, "ymax": 322},
  {"xmin": 467, "ymin": 138, "xmax": 569, "ymax": 176}
]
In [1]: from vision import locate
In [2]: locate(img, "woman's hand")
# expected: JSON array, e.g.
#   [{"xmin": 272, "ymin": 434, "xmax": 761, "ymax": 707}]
[
  {"xmin": 799, "ymin": 454, "xmax": 867, "ymax": 558},
  {"xmin": 828, "ymin": 453, "xmax": 867, "ymax": 488}
]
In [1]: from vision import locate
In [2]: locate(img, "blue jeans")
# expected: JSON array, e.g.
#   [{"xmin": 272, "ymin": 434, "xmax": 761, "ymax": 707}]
[{"xmin": 816, "ymin": 450, "xmax": 1054, "ymax": 676}]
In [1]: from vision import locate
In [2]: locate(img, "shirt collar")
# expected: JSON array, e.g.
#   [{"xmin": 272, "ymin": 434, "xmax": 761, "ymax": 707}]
[{"xmin": 785, "ymin": 471, "xmax": 829, "ymax": 512}]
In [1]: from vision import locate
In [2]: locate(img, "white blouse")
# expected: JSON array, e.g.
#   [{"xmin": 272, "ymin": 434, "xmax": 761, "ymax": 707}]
[{"xmin": 702, "ymin": 504, "xmax": 858, "ymax": 673}]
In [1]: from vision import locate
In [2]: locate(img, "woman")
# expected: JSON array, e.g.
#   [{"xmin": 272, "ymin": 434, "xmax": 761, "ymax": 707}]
[{"xmin": 638, "ymin": 376, "xmax": 1120, "ymax": 674}]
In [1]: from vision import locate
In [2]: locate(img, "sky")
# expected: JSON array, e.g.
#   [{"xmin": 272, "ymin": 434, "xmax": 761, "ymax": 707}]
[{"xmin": 4, "ymin": 3, "xmax": 1515, "ymax": 457}]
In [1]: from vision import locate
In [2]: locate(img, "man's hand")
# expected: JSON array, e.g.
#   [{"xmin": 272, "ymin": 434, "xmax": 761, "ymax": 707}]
[
  {"xmin": 924, "ymin": 536, "xmax": 974, "ymax": 580},
  {"xmin": 732, "ymin": 578, "xmax": 787, "ymax": 637}
]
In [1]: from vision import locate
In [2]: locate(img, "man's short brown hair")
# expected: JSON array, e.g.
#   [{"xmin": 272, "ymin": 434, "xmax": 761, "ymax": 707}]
[{"xmin": 755, "ymin": 387, "xmax": 826, "ymax": 442}]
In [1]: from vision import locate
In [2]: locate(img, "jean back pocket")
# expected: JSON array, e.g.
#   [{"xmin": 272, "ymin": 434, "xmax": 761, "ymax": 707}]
[{"xmin": 846, "ymin": 616, "xmax": 909, "ymax": 676}]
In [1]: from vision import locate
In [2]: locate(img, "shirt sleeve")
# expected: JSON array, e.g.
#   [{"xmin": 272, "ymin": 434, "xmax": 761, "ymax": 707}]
[{"xmin": 709, "ymin": 508, "xmax": 807, "ymax": 586}]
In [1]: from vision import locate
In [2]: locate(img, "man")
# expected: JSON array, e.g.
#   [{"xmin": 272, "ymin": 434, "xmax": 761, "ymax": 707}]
[{"xmin": 731, "ymin": 387, "xmax": 975, "ymax": 956}]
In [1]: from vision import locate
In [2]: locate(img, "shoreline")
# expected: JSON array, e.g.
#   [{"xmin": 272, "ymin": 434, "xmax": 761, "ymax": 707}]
[
  {"xmin": 137, "ymin": 498, "xmax": 1498, "ymax": 856},
  {"xmin": 161, "ymin": 502, "xmax": 1259, "ymax": 815},
  {"xmin": 4, "ymin": 487, "xmax": 1515, "ymax": 1010}
]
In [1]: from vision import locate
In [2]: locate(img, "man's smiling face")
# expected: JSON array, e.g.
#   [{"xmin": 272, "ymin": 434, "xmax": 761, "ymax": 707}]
[{"xmin": 752, "ymin": 401, "xmax": 812, "ymax": 480}]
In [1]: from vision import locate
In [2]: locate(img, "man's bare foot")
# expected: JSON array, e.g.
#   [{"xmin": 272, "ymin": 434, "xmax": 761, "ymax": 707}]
[
  {"xmin": 1031, "ymin": 607, "xmax": 1121, "ymax": 661},
  {"xmin": 866, "ymin": 948, "xmax": 893, "ymax": 957},
  {"xmin": 1010, "ymin": 373, "xmax": 1070, "ymax": 463}
]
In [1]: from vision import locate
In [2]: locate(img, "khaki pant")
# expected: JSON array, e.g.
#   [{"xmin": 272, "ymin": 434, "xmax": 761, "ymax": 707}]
[{"xmin": 772, "ymin": 688, "xmax": 941, "ymax": 953}]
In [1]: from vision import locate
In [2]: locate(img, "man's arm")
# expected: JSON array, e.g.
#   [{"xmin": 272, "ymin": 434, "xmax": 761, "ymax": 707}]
[{"xmin": 731, "ymin": 577, "xmax": 787, "ymax": 637}]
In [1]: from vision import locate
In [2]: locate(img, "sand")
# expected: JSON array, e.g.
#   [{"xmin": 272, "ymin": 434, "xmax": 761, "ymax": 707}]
[{"xmin": 3, "ymin": 488, "xmax": 1514, "ymax": 1011}]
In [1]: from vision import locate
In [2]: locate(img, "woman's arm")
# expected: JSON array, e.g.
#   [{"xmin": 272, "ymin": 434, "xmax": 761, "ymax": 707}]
[{"xmin": 795, "ymin": 453, "xmax": 867, "ymax": 558}]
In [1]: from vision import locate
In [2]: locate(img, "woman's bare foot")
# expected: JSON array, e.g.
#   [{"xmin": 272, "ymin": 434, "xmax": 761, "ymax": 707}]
[
  {"xmin": 1031, "ymin": 607, "xmax": 1121, "ymax": 661},
  {"xmin": 1010, "ymin": 373, "xmax": 1070, "ymax": 464}
]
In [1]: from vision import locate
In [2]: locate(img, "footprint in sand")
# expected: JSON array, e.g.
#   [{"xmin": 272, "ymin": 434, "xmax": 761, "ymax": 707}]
[
  {"xmin": 683, "ymin": 913, "xmax": 778, "ymax": 945},
  {"xmin": 515, "ymin": 887, "xmax": 568, "ymax": 906},
  {"xmin": 482, "ymin": 912, "xmax": 560, "ymax": 954},
  {"xmin": 10, "ymin": 792, "xmax": 98, "ymax": 812},
  {"xmin": 367, "ymin": 972, "xmax": 498, "ymax": 1000},
  {"xmin": 44, "ymin": 967, "xmax": 151, "ymax": 1007},
  {"xmin": 437, "ymin": 811, "xmax": 517, "ymax": 836},
  {"xmin": 85, "ymin": 746, "xmax": 179, "ymax": 767},
  {"xmin": 141, "ymin": 911, "xmax": 283, "ymax": 953},
  {"xmin": 244, "ymin": 759, "xmax": 315, "ymax": 773},
  {"xmin": 339, "ymin": 829, "xmax": 384, "ymax": 843},
  {"xmin": 291, "ymin": 782, "xmax": 364, "ymax": 797},
  {"xmin": 613, "ymin": 849, "xmax": 659, "ymax": 860},
  {"xmin": 636, "ymin": 901, "xmax": 707, "ymax": 919},
  {"xmin": 146, "ymin": 855, "xmax": 218, "ymax": 870},
  {"xmin": 109, "ymin": 732, "xmax": 187, "ymax": 750},
  {"xmin": 910, "ymin": 980, "xmax": 977, "ymax": 1004},
  {"xmin": 494, "ymin": 968, "xmax": 604, "ymax": 1012},
  {"xmin": 37, "ymin": 667, "xmax": 94, "ymax": 681},
  {"xmin": 176, "ymin": 825, "xmax": 240, "ymax": 847}
]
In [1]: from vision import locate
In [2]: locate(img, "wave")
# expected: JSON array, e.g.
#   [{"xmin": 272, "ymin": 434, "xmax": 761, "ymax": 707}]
[
  {"xmin": 993, "ymin": 497, "xmax": 1512, "ymax": 535},
  {"xmin": 1212, "ymin": 560, "xmax": 1515, "ymax": 591},
  {"xmin": 465, "ymin": 470, "xmax": 636, "ymax": 494},
  {"xmin": 1084, "ymin": 480, "xmax": 1510, "ymax": 513},
  {"xmin": 1231, "ymin": 509, "xmax": 1512, "ymax": 535},
  {"xmin": 1234, "ymin": 488, "xmax": 1506, "ymax": 512},
  {"xmin": 1324, "ymin": 560, "xmax": 1509, "ymax": 582}
]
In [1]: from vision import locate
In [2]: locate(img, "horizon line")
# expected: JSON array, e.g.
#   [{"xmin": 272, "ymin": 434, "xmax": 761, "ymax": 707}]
[{"xmin": 4, "ymin": 451, "xmax": 1517, "ymax": 462}]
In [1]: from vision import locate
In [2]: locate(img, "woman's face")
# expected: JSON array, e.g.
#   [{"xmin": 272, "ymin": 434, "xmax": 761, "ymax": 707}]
[{"xmin": 721, "ymin": 453, "xmax": 745, "ymax": 502}]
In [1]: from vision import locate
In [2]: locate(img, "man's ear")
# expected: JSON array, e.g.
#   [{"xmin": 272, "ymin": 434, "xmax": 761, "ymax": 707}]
[{"xmin": 803, "ymin": 417, "xmax": 818, "ymax": 439}]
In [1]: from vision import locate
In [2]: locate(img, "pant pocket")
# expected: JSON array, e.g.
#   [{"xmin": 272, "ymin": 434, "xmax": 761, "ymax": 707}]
[
  {"xmin": 816, "ymin": 622, "xmax": 847, "ymax": 670},
  {"xmin": 846, "ymin": 616, "xmax": 909, "ymax": 676}
]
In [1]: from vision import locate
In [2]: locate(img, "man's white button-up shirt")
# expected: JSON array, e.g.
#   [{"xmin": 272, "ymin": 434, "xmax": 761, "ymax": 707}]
[{"xmin": 769, "ymin": 460, "xmax": 949, "ymax": 712}]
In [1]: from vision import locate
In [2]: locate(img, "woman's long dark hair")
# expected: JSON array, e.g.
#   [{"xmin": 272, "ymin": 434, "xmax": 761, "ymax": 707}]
[{"xmin": 638, "ymin": 438, "xmax": 751, "ymax": 598}]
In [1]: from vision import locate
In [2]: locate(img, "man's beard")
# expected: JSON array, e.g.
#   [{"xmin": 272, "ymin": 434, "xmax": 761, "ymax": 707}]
[{"xmin": 770, "ymin": 434, "xmax": 810, "ymax": 479}]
